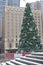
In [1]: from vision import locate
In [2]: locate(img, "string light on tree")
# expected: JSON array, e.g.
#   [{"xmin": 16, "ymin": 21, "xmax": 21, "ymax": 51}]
[{"xmin": 18, "ymin": 3, "xmax": 42, "ymax": 53}]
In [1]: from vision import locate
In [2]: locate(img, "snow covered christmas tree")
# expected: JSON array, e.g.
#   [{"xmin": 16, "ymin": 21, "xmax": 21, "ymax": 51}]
[{"xmin": 18, "ymin": 3, "xmax": 42, "ymax": 52}]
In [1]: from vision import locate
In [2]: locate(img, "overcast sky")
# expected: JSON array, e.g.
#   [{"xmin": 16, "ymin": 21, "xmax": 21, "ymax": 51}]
[{"xmin": 20, "ymin": 0, "xmax": 40, "ymax": 7}]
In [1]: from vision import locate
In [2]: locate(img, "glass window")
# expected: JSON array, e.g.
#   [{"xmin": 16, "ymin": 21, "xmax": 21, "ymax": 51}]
[
  {"xmin": 16, "ymin": 43, "xmax": 18, "ymax": 47},
  {"xmin": 9, "ymin": 43, "xmax": 12, "ymax": 48},
  {"xmin": 16, "ymin": 39, "xmax": 17, "ymax": 41}
]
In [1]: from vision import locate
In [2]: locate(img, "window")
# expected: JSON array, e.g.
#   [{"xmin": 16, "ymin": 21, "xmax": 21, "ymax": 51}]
[
  {"xmin": 16, "ymin": 43, "xmax": 18, "ymax": 47},
  {"xmin": 0, "ymin": 37, "xmax": 2, "ymax": 41},
  {"xmin": 16, "ymin": 39, "xmax": 17, "ymax": 41},
  {"xmin": 16, "ymin": 35, "xmax": 17, "ymax": 37},
  {"xmin": 9, "ymin": 43, "xmax": 12, "ymax": 48}
]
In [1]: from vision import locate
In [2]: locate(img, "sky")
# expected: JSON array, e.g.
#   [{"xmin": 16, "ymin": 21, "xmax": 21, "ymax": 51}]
[{"xmin": 20, "ymin": 0, "xmax": 40, "ymax": 7}]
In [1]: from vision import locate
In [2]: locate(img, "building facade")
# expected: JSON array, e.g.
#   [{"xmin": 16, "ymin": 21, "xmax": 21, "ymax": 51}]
[
  {"xmin": 30, "ymin": 1, "xmax": 43, "ymax": 43},
  {"xmin": 0, "ymin": 0, "xmax": 6, "ymax": 53},
  {"xmin": 0, "ymin": 0, "xmax": 20, "ymax": 53},
  {"xmin": 7, "ymin": 0, "xmax": 20, "ymax": 6},
  {"xmin": 0, "ymin": 0, "xmax": 20, "ymax": 37},
  {"xmin": 3, "ymin": 6, "xmax": 42, "ymax": 53},
  {"xmin": 3, "ymin": 6, "xmax": 24, "ymax": 53},
  {"xmin": 32, "ymin": 10, "xmax": 42, "ymax": 44}
]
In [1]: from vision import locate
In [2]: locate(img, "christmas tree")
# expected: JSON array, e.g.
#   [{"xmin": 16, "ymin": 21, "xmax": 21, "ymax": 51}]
[{"xmin": 18, "ymin": 3, "xmax": 42, "ymax": 53}]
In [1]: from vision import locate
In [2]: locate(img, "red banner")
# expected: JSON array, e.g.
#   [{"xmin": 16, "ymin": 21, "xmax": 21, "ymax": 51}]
[
  {"xmin": 5, "ymin": 53, "xmax": 14, "ymax": 59},
  {"xmin": 22, "ymin": 52, "xmax": 31, "ymax": 56},
  {"xmin": 5, "ymin": 52, "xmax": 31, "ymax": 59}
]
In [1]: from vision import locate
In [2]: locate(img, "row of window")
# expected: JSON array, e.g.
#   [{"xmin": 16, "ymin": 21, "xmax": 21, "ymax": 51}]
[{"xmin": 9, "ymin": 42, "xmax": 19, "ymax": 48}]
